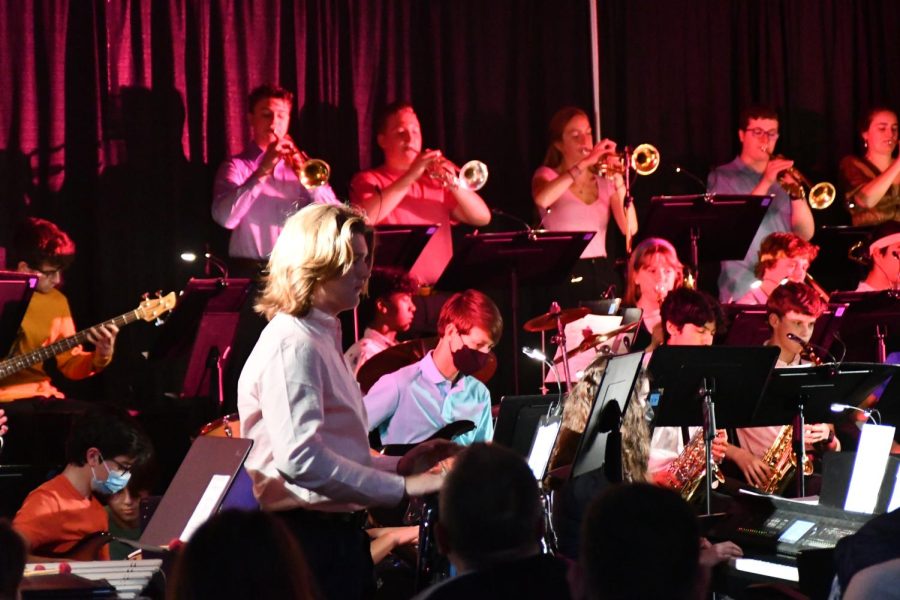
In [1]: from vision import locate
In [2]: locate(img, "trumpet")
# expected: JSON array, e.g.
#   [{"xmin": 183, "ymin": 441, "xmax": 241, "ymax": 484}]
[
  {"xmin": 589, "ymin": 143, "xmax": 660, "ymax": 178},
  {"xmin": 426, "ymin": 158, "xmax": 489, "ymax": 191},
  {"xmin": 771, "ymin": 154, "xmax": 835, "ymax": 209},
  {"xmin": 280, "ymin": 134, "xmax": 331, "ymax": 189}
]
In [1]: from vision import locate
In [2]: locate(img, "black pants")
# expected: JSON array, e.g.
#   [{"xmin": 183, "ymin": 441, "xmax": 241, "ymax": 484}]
[{"xmin": 275, "ymin": 508, "xmax": 375, "ymax": 600}]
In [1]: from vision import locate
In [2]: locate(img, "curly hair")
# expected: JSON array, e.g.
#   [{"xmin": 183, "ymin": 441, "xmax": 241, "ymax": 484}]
[{"xmin": 255, "ymin": 204, "xmax": 371, "ymax": 320}]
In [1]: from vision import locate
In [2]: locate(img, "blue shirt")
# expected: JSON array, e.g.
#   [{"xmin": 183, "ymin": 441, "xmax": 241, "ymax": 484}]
[
  {"xmin": 707, "ymin": 156, "xmax": 792, "ymax": 302},
  {"xmin": 363, "ymin": 351, "xmax": 493, "ymax": 446}
]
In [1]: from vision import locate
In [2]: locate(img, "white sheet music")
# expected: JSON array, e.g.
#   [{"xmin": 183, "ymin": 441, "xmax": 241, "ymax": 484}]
[
  {"xmin": 845, "ymin": 423, "xmax": 896, "ymax": 514},
  {"xmin": 179, "ymin": 474, "xmax": 231, "ymax": 541}
]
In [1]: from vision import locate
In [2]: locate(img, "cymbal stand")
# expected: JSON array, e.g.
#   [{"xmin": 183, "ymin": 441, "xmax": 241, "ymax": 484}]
[
  {"xmin": 550, "ymin": 302, "xmax": 573, "ymax": 391},
  {"xmin": 540, "ymin": 330, "xmax": 549, "ymax": 395}
]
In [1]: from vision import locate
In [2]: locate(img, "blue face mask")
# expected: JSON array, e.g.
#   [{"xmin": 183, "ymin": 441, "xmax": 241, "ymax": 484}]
[{"xmin": 90, "ymin": 457, "xmax": 131, "ymax": 496}]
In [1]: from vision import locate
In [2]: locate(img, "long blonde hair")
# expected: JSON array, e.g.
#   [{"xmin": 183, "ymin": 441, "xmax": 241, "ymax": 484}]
[{"xmin": 255, "ymin": 204, "xmax": 370, "ymax": 320}]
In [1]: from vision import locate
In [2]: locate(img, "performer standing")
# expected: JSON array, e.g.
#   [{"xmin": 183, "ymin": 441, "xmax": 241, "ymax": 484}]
[
  {"xmin": 839, "ymin": 107, "xmax": 900, "ymax": 226},
  {"xmin": 708, "ymin": 106, "xmax": 814, "ymax": 302},
  {"xmin": 349, "ymin": 102, "xmax": 491, "ymax": 285},
  {"xmin": 238, "ymin": 204, "xmax": 450, "ymax": 599},
  {"xmin": 532, "ymin": 107, "xmax": 637, "ymax": 302},
  {"xmin": 212, "ymin": 84, "xmax": 340, "ymax": 269}
]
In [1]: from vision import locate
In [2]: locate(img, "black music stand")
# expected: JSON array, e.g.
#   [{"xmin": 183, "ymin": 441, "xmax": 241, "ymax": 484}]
[
  {"xmin": 0, "ymin": 271, "xmax": 38, "ymax": 354},
  {"xmin": 720, "ymin": 302, "xmax": 849, "ymax": 357},
  {"xmin": 373, "ymin": 224, "xmax": 436, "ymax": 270},
  {"xmin": 150, "ymin": 278, "xmax": 252, "ymax": 409},
  {"xmin": 637, "ymin": 194, "xmax": 772, "ymax": 285},
  {"xmin": 830, "ymin": 291, "xmax": 900, "ymax": 362},
  {"xmin": 648, "ymin": 346, "xmax": 780, "ymax": 513},
  {"xmin": 437, "ymin": 230, "xmax": 592, "ymax": 393},
  {"xmin": 753, "ymin": 363, "xmax": 895, "ymax": 496},
  {"xmin": 570, "ymin": 352, "xmax": 645, "ymax": 481}
]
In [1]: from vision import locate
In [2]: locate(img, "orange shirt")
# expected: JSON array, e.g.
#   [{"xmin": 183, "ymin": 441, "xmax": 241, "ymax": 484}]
[
  {"xmin": 13, "ymin": 473, "xmax": 110, "ymax": 560},
  {"xmin": 0, "ymin": 288, "xmax": 109, "ymax": 402}
]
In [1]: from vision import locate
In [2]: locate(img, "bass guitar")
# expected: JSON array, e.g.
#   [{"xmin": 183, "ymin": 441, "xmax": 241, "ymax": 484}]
[{"xmin": 0, "ymin": 292, "xmax": 176, "ymax": 379}]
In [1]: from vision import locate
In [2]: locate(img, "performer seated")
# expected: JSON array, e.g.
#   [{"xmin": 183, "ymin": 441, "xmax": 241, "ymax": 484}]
[
  {"xmin": 343, "ymin": 267, "xmax": 418, "ymax": 375},
  {"xmin": 646, "ymin": 288, "xmax": 728, "ymax": 486},
  {"xmin": 838, "ymin": 106, "xmax": 900, "ymax": 227},
  {"xmin": 349, "ymin": 102, "xmax": 490, "ymax": 285},
  {"xmin": 854, "ymin": 220, "xmax": 900, "ymax": 292},
  {"xmin": 531, "ymin": 106, "xmax": 637, "ymax": 302},
  {"xmin": 624, "ymin": 237, "xmax": 685, "ymax": 351},
  {"xmin": 417, "ymin": 444, "xmax": 572, "ymax": 600},
  {"xmin": 723, "ymin": 282, "xmax": 839, "ymax": 491},
  {"xmin": 364, "ymin": 289, "xmax": 501, "ymax": 446},
  {"xmin": 1, "ymin": 218, "xmax": 117, "ymax": 402},
  {"xmin": 237, "ymin": 203, "xmax": 452, "ymax": 600},
  {"xmin": 12, "ymin": 407, "xmax": 151, "ymax": 561},
  {"xmin": 211, "ymin": 83, "xmax": 340, "ymax": 270},
  {"xmin": 708, "ymin": 105, "xmax": 814, "ymax": 302},
  {"xmin": 737, "ymin": 232, "xmax": 819, "ymax": 304}
]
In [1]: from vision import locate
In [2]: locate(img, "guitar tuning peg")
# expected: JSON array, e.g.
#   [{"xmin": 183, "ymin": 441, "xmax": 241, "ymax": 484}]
[
  {"xmin": 141, "ymin": 292, "xmax": 150, "ymax": 300},
  {"xmin": 156, "ymin": 290, "xmax": 163, "ymax": 297}
]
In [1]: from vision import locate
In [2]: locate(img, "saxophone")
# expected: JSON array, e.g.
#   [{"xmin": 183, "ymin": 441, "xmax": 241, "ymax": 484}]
[
  {"xmin": 662, "ymin": 428, "xmax": 725, "ymax": 502},
  {"xmin": 756, "ymin": 425, "xmax": 814, "ymax": 495}
]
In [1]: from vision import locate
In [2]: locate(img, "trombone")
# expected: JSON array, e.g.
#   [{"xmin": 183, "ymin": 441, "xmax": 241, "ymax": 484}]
[
  {"xmin": 771, "ymin": 155, "xmax": 835, "ymax": 209},
  {"xmin": 590, "ymin": 143, "xmax": 660, "ymax": 178}
]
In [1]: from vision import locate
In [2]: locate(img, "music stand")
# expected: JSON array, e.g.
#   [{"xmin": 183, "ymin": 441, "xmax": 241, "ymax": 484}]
[
  {"xmin": 150, "ymin": 278, "xmax": 252, "ymax": 409},
  {"xmin": 437, "ymin": 230, "xmax": 592, "ymax": 393},
  {"xmin": 637, "ymin": 194, "xmax": 772, "ymax": 285},
  {"xmin": 830, "ymin": 291, "xmax": 900, "ymax": 362},
  {"xmin": 752, "ymin": 363, "xmax": 895, "ymax": 496},
  {"xmin": 0, "ymin": 271, "xmax": 38, "ymax": 354},
  {"xmin": 570, "ymin": 352, "xmax": 645, "ymax": 481},
  {"xmin": 647, "ymin": 346, "xmax": 780, "ymax": 513},
  {"xmin": 373, "ymin": 224, "xmax": 436, "ymax": 271},
  {"xmin": 494, "ymin": 394, "xmax": 555, "ymax": 457},
  {"xmin": 720, "ymin": 302, "xmax": 849, "ymax": 358}
]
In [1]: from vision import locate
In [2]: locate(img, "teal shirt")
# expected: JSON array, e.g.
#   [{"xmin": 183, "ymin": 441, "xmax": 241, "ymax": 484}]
[{"xmin": 364, "ymin": 351, "xmax": 493, "ymax": 445}]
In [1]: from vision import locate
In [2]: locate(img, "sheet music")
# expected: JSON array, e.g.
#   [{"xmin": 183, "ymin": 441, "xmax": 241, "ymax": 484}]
[
  {"xmin": 179, "ymin": 474, "xmax": 231, "ymax": 541},
  {"xmin": 546, "ymin": 315, "xmax": 622, "ymax": 383},
  {"xmin": 845, "ymin": 423, "xmax": 896, "ymax": 514}
]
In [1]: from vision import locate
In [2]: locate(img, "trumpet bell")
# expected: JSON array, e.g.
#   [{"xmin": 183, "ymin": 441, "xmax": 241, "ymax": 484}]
[
  {"xmin": 808, "ymin": 181, "xmax": 836, "ymax": 210},
  {"xmin": 631, "ymin": 143, "xmax": 660, "ymax": 176},
  {"xmin": 459, "ymin": 160, "xmax": 489, "ymax": 191},
  {"xmin": 299, "ymin": 159, "xmax": 331, "ymax": 189}
]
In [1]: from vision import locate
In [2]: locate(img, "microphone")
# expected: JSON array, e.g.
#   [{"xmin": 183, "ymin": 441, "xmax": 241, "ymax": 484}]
[
  {"xmin": 786, "ymin": 333, "xmax": 836, "ymax": 364},
  {"xmin": 673, "ymin": 164, "xmax": 707, "ymax": 191},
  {"xmin": 830, "ymin": 403, "xmax": 879, "ymax": 424},
  {"xmin": 491, "ymin": 208, "xmax": 536, "ymax": 237},
  {"xmin": 522, "ymin": 346, "xmax": 564, "ymax": 411}
]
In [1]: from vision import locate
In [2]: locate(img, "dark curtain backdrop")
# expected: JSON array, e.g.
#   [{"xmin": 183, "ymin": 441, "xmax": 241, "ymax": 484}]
[{"xmin": 1, "ymin": 0, "xmax": 898, "ymax": 403}]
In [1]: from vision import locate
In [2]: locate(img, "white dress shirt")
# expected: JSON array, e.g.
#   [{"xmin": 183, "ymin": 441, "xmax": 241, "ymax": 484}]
[{"xmin": 238, "ymin": 309, "xmax": 405, "ymax": 513}]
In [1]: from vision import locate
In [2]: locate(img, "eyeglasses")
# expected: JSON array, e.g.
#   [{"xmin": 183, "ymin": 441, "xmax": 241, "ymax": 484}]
[
  {"xmin": 745, "ymin": 127, "xmax": 780, "ymax": 139},
  {"xmin": 103, "ymin": 456, "xmax": 134, "ymax": 474},
  {"xmin": 32, "ymin": 266, "xmax": 62, "ymax": 278}
]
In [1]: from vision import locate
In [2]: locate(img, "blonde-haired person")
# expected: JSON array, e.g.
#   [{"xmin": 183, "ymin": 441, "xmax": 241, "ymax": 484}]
[
  {"xmin": 238, "ymin": 204, "xmax": 454, "ymax": 600},
  {"xmin": 624, "ymin": 237, "xmax": 685, "ymax": 350}
]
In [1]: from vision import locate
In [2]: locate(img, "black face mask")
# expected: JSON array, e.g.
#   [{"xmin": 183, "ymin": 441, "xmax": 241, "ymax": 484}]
[{"xmin": 451, "ymin": 343, "xmax": 490, "ymax": 376}]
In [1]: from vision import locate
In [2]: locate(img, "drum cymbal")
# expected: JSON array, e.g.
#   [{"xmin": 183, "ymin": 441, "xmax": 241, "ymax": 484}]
[
  {"xmin": 356, "ymin": 337, "xmax": 498, "ymax": 394},
  {"xmin": 554, "ymin": 321, "xmax": 640, "ymax": 364},
  {"xmin": 523, "ymin": 306, "xmax": 590, "ymax": 332}
]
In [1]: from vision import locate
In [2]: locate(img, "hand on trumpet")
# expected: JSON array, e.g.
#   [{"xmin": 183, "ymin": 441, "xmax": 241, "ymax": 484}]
[
  {"xmin": 762, "ymin": 155, "xmax": 795, "ymax": 188},
  {"xmin": 257, "ymin": 130, "xmax": 303, "ymax": 176},
  {"xmin": 407, "ymin": 148, "xmax": 445, "ymax": 181}
]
